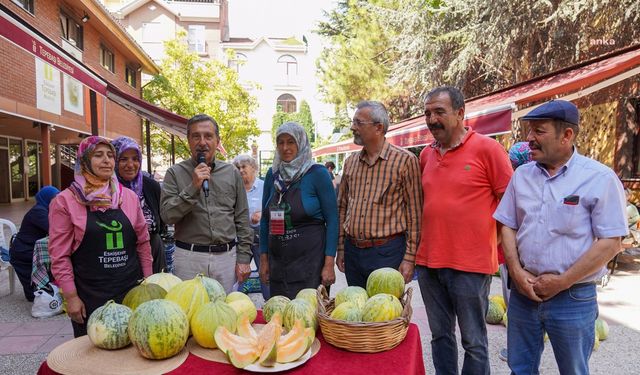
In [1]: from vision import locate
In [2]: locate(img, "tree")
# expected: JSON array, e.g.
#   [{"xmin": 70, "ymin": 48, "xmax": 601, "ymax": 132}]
[
  {"xmin": 271, "ymin": 100, "xmax": 316, "ymax": 144},
  {"xmin": 370, "ymin": 0, "xmax": 640, "ymax": 98},
  {"xmin": 315, "ymin": 0, "xmax": 421, "ymax": 129},
  {"xmin": 144, "ymin": 33, "xmax": 259, "ymax": 160}
]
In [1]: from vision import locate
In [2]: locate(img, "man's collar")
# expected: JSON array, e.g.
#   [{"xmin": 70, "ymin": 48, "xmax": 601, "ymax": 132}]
[
  {"xmin": 430, "ymin": 127, "xmax": 473, "ymax": 150},
  {"xmin": 535, "ymin": 146, "xmax": 578, "ymax": 176},
  {"xmin": 359, "ymin": 140, "xmax": 391, "ymax": 162}
]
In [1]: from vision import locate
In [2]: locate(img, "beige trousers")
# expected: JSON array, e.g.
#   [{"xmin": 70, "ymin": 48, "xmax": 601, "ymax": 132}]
[{"xmin": 173, "ymin": 246, "xmax": 237, "ymax": 294}]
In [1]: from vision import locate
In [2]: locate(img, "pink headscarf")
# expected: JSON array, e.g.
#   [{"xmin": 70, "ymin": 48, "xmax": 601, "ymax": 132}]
[{"xmin": 70, "ymin": 136, "xmax": 122, "ymax": 209}]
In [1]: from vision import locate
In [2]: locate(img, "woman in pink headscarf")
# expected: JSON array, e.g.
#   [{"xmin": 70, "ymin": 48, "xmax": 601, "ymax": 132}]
[{"xmin": 49, "ymin": 136, "xmax": 152, "ymax": 337}]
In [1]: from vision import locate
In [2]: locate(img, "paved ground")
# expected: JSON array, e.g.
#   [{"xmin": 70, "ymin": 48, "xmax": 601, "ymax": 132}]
[{"xmin": 1, "ymin": 256, "xmax": 639, "ymax": 374}]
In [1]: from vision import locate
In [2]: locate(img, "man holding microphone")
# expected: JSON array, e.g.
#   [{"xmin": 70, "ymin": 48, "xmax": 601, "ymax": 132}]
[{"xmin": 161, "ymin": 114, "xmax": 253, "ymax": 292}]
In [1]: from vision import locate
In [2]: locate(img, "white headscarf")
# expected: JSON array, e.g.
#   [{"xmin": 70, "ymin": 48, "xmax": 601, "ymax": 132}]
[{"xmin": 272, "ymin": 122, "xmax": 314, "ymax": 191}]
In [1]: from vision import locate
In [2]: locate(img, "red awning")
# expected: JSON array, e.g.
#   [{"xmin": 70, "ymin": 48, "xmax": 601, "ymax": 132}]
[
  {"xmin": 467, "ymin": 44, "xmax": 640, "ymax": 113},
  {"xmin": 105, "ymin": 84, "xmax": 187, "ymax": 135},
  {"xmin": 312, "ymin": 105, "xmax": 513, "ymax": 157}
]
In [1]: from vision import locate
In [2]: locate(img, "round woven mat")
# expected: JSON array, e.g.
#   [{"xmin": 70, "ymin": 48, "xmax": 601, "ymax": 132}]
[
  {"xmin": 47, "ymin": 336, "xmax": 189, "ymax": 375},
  {"xmin": 187, "ymin": 324, "xmax": 321, "ymax": 364}
]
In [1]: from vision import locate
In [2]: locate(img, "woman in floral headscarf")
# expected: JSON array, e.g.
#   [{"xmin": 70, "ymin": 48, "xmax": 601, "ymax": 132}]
[
  {"xmin": 49, "ymin": 136, "xmax": 152, "ymax": 337},
  {"xmin": 112, "ymin": 136, "xmax": 166, "ymax": 273},
  {"xmin": 259, "ymin": 122, "xmax": 338, "ymax": 299}
]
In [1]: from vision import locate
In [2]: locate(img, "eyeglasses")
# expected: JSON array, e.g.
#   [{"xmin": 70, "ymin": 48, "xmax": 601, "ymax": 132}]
[{"xmin": 351, "ymin": 119, "xmax": 378, "ymax": 127}]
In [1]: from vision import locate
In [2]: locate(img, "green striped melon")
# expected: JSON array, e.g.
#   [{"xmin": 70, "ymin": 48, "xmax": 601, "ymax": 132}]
[
  {"xmin": 122, "ymin": 282, "xmax": 167, "ymax": 311},
  {"xmin": 128, "ymin": 299, "xmax": 189, "ymax": 359},
  {"xmin": 191, "ymin": 301, "xmax": 238, "ymax": 348},
  {"xmin": 295, "ymin": 289, "xmax": 318, "ymax": 311},
  {"xmin": 200, "ymin": 276, "xmax": 227, "ymax": 302},
  {"xmin": 87, "ymin": 300, "xmax": 132, "ymax": 349},
  {"xmin": 165, "ymin": 275, "xmax": 210, "ymax": 322},
  {"xmin": 283, "ymin": 299, "xmax": 317, "ymax": 331},
  {"xmin": 263, "ymin": 295, "xmax": 290, "ymax": 323},
  {"xmin": 361, "ymin": 293, "xmax": 403, "ymax": 322},
  {"xmin": 486, "ymin": 300, "xmax": 505, "ymax": 325},
  {"xmin": 144, "ymin": 271, "xmax": 182, "ymax": 293},
  {"xmin": 595, "ymin": 318, "xmax": 609, "ymax": 341},
  {"xmin": 330, "ymin": 301, "xmax": 362, "ymax": 322},
  {"xmin": 366, "ymin": 267, "xmax": 405, "ymax": 299},
  {"xmin": 335, "ymin": 286, "xmax": 368, "ymax": 309}
]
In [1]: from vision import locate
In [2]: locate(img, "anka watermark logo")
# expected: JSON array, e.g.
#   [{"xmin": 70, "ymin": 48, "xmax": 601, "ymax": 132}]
[{"xmin": 590, "ymin": 37, "xmax": 615, "ymax": 46}]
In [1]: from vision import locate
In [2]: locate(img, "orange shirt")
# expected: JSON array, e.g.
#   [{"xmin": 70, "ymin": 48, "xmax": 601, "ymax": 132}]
[{"xmin": 416, "ymin": 130, "xmax": 513, "ymax": 274}]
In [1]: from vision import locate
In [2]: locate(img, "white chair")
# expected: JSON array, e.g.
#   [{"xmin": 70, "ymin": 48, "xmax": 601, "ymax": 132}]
[{"xmin": 0, "ymin": 218, "xmax": 18, "ymax": 295}]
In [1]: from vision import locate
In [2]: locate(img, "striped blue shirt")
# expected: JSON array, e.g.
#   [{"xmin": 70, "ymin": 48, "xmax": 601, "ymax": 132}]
[{"xmin": 494, "ymin": 149, "xmax": 627, "ymax": 283}]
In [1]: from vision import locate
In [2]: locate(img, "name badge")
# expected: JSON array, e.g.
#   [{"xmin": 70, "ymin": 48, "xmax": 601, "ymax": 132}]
[{"xmin": 270, "ymin": 209, "xmax": 285, "ymax": 235}]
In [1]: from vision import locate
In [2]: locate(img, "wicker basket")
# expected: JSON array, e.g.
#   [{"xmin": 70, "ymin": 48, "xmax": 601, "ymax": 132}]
[{"xmin": 316, "ymin": 284, "xmax": 413, "ymax": 353}]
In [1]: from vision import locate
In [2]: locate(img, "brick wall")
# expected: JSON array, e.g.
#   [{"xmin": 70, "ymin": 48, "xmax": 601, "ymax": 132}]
[{"xmin": 0, "ymin": 0, "xmax": 146, "ymax": 144}]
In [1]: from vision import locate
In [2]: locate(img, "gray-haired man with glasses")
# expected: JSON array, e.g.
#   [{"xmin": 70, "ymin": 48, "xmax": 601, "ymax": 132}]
[{"xmin": 336, "ymin": 101, "xmax": 423, "ymax": 288}]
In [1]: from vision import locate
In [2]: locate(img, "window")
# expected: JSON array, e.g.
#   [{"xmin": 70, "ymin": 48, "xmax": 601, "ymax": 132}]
[
  {"xmin": 188, "ymin": 25, "xmax": 206, "ymax": 54},
  {"xmin": 12, "ymin": 0, "xmax": 34, "ymax": 13},
  {"xmin": 277, "ymin": 55, "xmax": 298, "ymax": 76},
  {"xmin": 59, "ymin": 12, "xmax": 83, "ymax": 50},
  {"xmin": 125, "ymin": 66, "xmax": 137, "ymax": 87},
  {"xmin": 228, "ymin": 53, "xmax": 247, "ymax": 73},
  {"xmin": 100, "ymin": 45, "xmax": 115, "ymax": 73},
  {"xmin": 277, "ymin": 94, "xmax": 297, "ymax": 113}
]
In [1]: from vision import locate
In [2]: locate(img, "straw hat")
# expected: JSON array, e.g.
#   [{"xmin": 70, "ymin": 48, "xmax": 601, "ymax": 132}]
[{"xmin": 47, "ymin": 336, "xmax": 188, "ymax": 375}]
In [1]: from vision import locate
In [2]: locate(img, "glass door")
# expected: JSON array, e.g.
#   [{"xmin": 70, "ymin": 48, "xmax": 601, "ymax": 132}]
[
  {"xmin": 27, "ymin": 141, "xmax": 41, "ymax": 198},
  {"xmin": 9, "ymin": 138, "xmax": 24, "ymax": 201}
]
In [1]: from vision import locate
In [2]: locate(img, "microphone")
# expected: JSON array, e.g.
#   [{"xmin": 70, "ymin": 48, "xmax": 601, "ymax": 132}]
[{"xmin": 197, "ymin": 152, "xmax": 209, "ymax": 197}]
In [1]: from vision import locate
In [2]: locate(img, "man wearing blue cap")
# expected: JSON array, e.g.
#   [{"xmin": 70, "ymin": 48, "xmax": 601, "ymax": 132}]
[{"xmin": 493, "ymin": 100, "xmax": 627, "ymax": 374}]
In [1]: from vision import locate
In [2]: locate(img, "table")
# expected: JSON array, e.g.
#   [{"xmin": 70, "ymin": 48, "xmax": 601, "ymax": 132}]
[{"xmin": 38, "ymin": 312, "xmax": 425, "ymax": 375}]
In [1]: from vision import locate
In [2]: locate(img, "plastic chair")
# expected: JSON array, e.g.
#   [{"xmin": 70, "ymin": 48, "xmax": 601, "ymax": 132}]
[{"xmin": 0, "ymin": 218, "xmax": 18, "ymax": 295}]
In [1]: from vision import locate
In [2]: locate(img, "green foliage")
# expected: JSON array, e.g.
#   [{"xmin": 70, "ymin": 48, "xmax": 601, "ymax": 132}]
[
  {"xmin": 271, "ymin": 100, "xmax": 315, "ymax": 144},
  {"xmin": 369, "ymin": 0, "xmax": 640, "ymax": 97},
  {"xmin": 315, "ymin": 0, "xmax": 422, "ymax": 131},
  {"xmin": 143, "ymin": 32, "xmax": 259, "ymax": 160},
  {"xmin": 317, "ymin": 0, "xmax": 640, "ymax": 121}
]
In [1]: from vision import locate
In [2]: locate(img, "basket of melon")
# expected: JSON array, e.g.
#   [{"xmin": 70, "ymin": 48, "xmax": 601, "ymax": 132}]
[{"xmin": 316, "ymin": 267, "xmax": 413, "ymax": 353}]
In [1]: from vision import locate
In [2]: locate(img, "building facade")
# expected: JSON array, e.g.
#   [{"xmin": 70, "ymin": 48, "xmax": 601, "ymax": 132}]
[
  {"xmin": 105, "ymin": 0, "xmax": 228, "ymax": 67},
  {"xmin": 0, "ymin": 0, "xmax": 159, "ymax": 204}
]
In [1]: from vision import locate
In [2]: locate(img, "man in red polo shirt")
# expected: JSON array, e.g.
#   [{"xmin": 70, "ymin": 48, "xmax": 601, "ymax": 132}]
[{"xmin": 416, "ymin": 86, "xmax": 513, "ymax": 374}]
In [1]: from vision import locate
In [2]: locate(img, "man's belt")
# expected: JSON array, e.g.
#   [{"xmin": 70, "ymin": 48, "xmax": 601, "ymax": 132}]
[
  {"xmin": 175, "ymin": 240, "xmax": 237, "ymax": 253},
  {"xmin": 348, "ymin": 233, "xmax": 403, "ymax": 248}
]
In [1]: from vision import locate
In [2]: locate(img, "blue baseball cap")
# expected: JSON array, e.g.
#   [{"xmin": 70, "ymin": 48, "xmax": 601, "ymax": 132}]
[{"xmin": 521, "ymin": 100, "xmax": 579, "ymax": 125}]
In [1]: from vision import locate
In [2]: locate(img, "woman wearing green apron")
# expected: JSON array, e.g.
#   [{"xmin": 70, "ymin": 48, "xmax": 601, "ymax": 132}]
[
  {"xmin": 49, "ymin": 137, "xmax": 153, "ymax": 337},
  {"xmin": 259, "ymin": 122, "xmax": 338, "ymax": 299}
]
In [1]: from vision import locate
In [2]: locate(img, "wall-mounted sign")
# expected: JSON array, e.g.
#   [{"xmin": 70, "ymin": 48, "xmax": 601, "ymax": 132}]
[
  {"xmin": 35, "ymin": 58, "xmax": 61, "ymax": 115},
  {"xmin": 63, "ymin": 74, "xmax": 84, "ymax": 115}
]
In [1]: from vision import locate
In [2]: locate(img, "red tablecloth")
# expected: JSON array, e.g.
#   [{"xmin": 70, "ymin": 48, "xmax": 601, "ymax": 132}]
[{"xmin": 38, "ymin": 312, "xmax": 425, "ymax": 375}]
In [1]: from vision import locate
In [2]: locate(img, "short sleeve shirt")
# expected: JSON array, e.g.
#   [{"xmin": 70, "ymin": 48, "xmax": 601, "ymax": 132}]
[{"xmin": 493, "ymin": 150, "xmax": 628, "ymax": 282}]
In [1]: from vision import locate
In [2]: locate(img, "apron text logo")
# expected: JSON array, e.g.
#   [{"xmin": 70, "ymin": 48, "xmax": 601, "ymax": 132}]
[{"xmin": 97, "ymin": 220, "xmax": 125, "ymax": 250}]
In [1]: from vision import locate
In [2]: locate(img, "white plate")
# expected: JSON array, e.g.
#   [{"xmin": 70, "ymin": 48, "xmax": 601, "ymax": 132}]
[{"xmin": 242, "ymin": 349, "xmax": 313, "ymax": 373}]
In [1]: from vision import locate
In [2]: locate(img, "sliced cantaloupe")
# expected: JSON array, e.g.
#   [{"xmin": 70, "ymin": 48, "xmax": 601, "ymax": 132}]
[
  {"xmin": 270, "ymin": 311, "xmax": 283, "ymax": 327},
  {"xmin": 214, "ymin": 326, "xmax": 257, "ymax": 354},
  {"xmin": 237, "ymin": 315, "xmax": 258, "ymax": 341},
  {"xmin": 257, "ymin": 320, "xmax": 281, "ymax": 367},
  {"xmin": 227, "ymin": 346, "xmax": 259, "ymax": 369},
  {"xmin": 276, "ymin": 335, "xmax": 308, "ymax": 363},
  {"xmin": 278, "ymin": 319, "xmax": 305, "ymax": 347}
]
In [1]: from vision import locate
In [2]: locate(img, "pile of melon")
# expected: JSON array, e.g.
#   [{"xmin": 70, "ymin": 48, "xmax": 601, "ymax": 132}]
[
  {"xmin": 85, "ymin": 272, "xmax": 249, "ymax": 360},
  {"xmin": 327, "ymin": 267, "xmax": 406, "ymax": 323}
]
